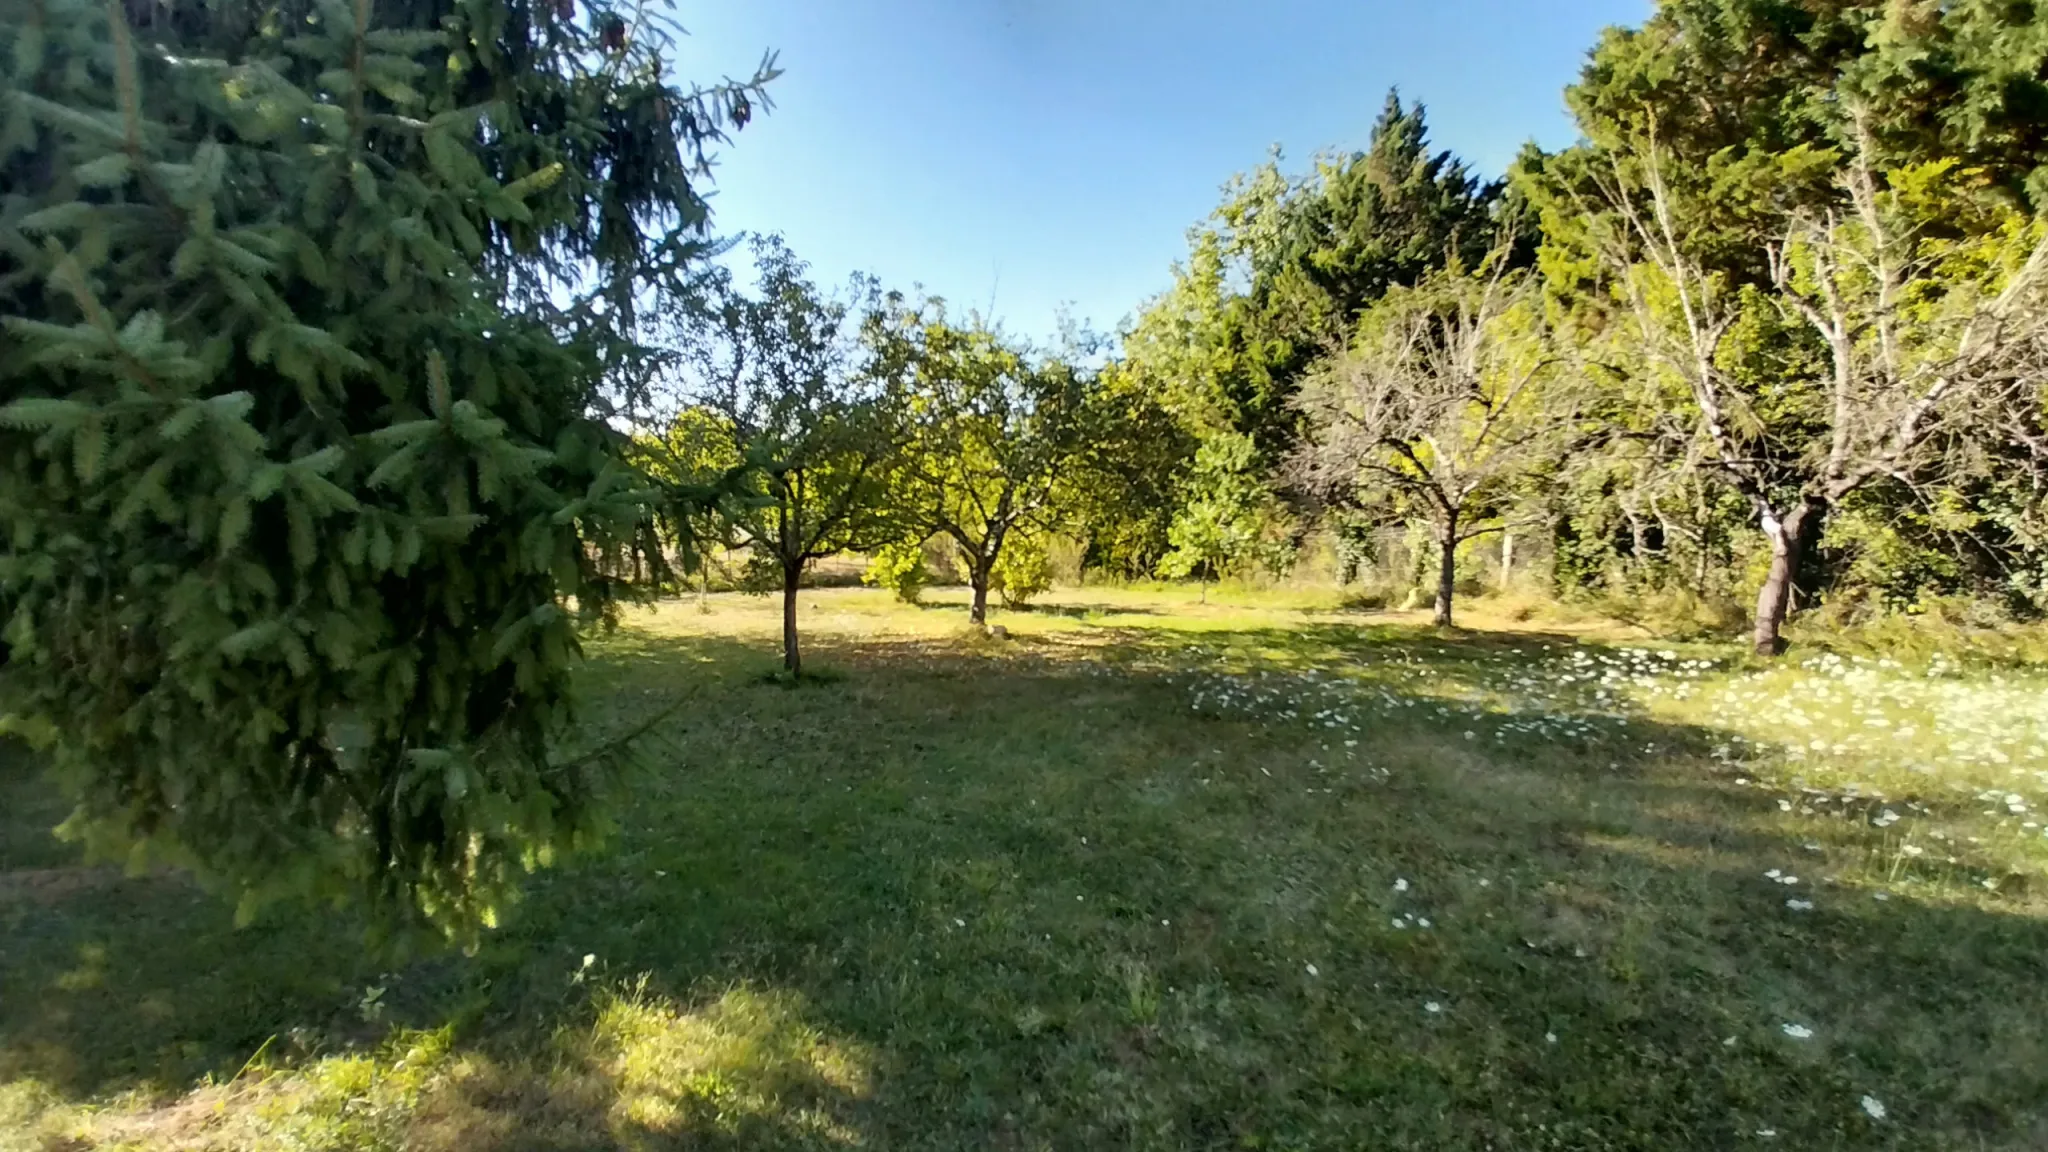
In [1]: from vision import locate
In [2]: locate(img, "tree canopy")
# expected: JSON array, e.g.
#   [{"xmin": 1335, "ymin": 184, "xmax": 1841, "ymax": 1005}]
[
  {"xmin": 1078, "ymin": 1, "xmax": 2048, "ymax": 649},
  {"xmin": 881, "ymin": 316, "xmax": 1093, "ymax": 624},
  {"xmin": 1293, "ymin": 261, "xmax": 1571, "ymax": 626},
  {"xmin": 661, "ymin": 237, "xmax": 907, "ymax": 676}
]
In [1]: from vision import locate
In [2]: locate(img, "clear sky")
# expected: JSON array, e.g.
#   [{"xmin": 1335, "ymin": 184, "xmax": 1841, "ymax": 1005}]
[{"xmin": 668, "ymin": 0, "xmax": 1651, "ymax": 340}]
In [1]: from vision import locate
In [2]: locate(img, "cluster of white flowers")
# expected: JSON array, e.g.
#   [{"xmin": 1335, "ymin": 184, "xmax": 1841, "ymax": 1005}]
[
  {"xmin": 1181, "ymin": 641, "xmax": 2048, "ymax": 877},
  {"xmin": 1703, "ymin": 653, "xmax": 2047, "ymax": 787},
  {"xmin": 1182, "ymin": 644, "xmax": 1707, "ymax": 757}
]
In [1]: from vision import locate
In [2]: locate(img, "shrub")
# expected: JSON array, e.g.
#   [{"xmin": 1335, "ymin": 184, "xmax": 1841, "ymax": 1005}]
[
  {"xmin": 995, "ymin": 537, "xmax": 1053, "ymax": 607},
  {"xmin": 863, "ymin": 539, "xmax": 930, "ymax": 604}
]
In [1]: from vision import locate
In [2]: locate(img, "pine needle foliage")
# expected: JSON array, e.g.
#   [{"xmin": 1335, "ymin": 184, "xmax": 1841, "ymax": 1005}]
[{"xmin": 0, "ymin": 0, "xmax": 773, "ymax": 941}]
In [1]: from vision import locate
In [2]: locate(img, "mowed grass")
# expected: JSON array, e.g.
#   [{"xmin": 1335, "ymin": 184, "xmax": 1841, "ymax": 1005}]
[{"xmin": 3, "ymin": 586, "xmax": 2047, "ymax": 1150}]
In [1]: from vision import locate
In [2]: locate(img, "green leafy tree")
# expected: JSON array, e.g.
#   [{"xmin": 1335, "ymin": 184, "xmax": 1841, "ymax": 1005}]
[
  {"xmin": 1248, "ymin": 93, "xmax": 1505, "ymax": 356},
  {"xmin": 889, "ymin": 317, "xmax": 1091, "ymax": 625},
  {"xmin": 1293, "ymin": 263, "xmax": 1573, "ymax": 628},
  {"xmin": 1156, "ymin": 432, "xmax": 1282, "ymax": 600},
  {"xmin": 1063, "ymin": 359, "xmax": 1195, "ymax": 578},
  {"xmin": 0, "ymin": 0, "xmax": 771, "ymax": 938},
  {"xmin": 634, "ymin": 405, "xmax": 747, "ymax": 610},
  {"xmin": 1568, "ymin": 0, "xmax": 2048, "ymax": 210},
  {"xmin": 862, "ymin": 536, "xmax": 931, "ymax": 604},
  {"xmin": 670, "ymin": 237, "xmax": 906, "ymax": 676},
  {"xmin": 992, "ymin": 534, "xmax": 1053, "ymax": 608}
]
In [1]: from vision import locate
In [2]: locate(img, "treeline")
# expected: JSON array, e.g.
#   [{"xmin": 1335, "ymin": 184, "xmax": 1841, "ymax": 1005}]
[
  {"xmin": 1106, "ymin": 0, "xmax": 2048, "ymax": 656},
  {"xmin": 657, "ymin": 0, "xmax": 2048, "ymax": 664}
]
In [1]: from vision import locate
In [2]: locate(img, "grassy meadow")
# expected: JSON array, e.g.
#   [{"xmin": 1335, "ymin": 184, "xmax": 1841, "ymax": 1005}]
[{"xmin": 4, "ymin": 584, "xmax": 2047, "ymax": 1150}]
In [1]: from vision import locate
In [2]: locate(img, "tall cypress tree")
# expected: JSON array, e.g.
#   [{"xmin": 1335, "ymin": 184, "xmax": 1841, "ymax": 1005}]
[
  {"xmin": 1155, "ymin": 92, "xmax": 1503, "ymax": 463},
  {"xmin": 0, "ymin": 0, "xmax": 772, "ymax": 938},
  {"xmin": 1255, "ymin": 93, "xmax": 1502, "ymax": 347}
]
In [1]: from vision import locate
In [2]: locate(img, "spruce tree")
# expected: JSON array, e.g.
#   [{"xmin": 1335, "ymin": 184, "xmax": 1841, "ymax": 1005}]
[{"xmin": 0, "ymin": 0, "xmax": 772, "ymax": 938}]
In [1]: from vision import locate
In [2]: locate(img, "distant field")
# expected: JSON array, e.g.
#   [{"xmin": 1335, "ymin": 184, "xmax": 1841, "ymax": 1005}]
[{"xmin": 5, "ymin": 587, "xmax": 2046, "ymax": 1150}]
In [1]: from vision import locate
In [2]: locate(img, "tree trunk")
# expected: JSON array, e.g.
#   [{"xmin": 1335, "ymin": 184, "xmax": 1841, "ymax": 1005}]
[
  {"xmin": 1433, "ymin": 523, "xmax": 1457, "ymax": 629},
  {"xmin": 1695, "ymin": 491, "xmax": 1713, "ymax": 597},
  {"xmin": 1499, "ymin": 531, "xmax": 1515, "ymax": 591},
  {"xmin": 973, "ymin": 524, "xmax": 1007, "ymax": 626},
  {"xmin": 698, "ymin": 562, "xmax": 711, "ymax": 614},
  {"xmin": 1752, "ymin": 500, "xmax": 1818, "ymax": 657},
  {"xmin": 969, "ymin": 567, "xmax": 991, "ymax": 625},
  {"xmin": 781, "ymin": 563, "xmax": 802, "ymax": 675}
]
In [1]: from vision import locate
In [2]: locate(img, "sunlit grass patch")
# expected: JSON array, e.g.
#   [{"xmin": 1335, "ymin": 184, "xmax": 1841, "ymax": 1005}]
[
  {"xmin": 398, "ymin": 982, "xmax": 871, "ymax": 1152},
  {"xmin": 0, "ymin": 1030, "xmax": 458, "ymax": 1152},
  {"xmin": 1, "ymin": 986, "xmax": 873, "ymax": 1152},
  {"xmin": 591, "ymin": 982, "xmax": 869, "ymax": 1145}
]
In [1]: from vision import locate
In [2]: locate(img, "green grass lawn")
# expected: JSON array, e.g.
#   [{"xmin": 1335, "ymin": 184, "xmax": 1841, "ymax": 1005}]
[{"xmin": 4, "ymin": 586, "xmax": 2047, "ymax": 1150}]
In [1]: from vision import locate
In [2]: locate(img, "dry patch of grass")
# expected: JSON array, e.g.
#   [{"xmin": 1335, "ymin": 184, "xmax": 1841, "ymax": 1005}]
[{"xmin": 8, "ymin": 987, "xmax": 873, "ymax": 1152}]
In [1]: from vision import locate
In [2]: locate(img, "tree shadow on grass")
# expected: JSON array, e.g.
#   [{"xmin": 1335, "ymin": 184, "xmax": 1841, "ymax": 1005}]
[
  {"xmin": 3, "ymin": 621, "xmax": 2047, "ymax": 1149},
  {"xmin": 1099, "ymin": 616, "xmax": 1616, "ymax": 663},
  {"xmin": 1004, "ymin": 601, "xmax": 1163, "ymax": 620}
]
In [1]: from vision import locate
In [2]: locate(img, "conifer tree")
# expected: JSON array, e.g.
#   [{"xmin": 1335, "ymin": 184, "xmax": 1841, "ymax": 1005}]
[{"xmin": 0, "ymin": 0, "xmax": 772, "ymax": 938}]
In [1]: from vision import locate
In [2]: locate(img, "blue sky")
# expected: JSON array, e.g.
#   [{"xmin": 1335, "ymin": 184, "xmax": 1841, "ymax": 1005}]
[{"xmin": 668, "ymin": 0, "xmax": 1650, "ymax": 340}]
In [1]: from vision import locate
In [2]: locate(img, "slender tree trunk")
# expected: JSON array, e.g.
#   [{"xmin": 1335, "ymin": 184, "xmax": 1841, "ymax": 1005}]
[
  {"xmin": 1499, "ymin": 531, "xmax": 1515, "ymax": 591},
  {"xmin": 1691, "ymin": 488, "xmax": 1713, "ymax": 597},
  {"xmin": 1752, "ymin": 499, "xmax": 1818, "ymax": 657},
  {"xmin": 1625, "ymin": 508, "xmax": 1651, "ymax": 587},
  {"xmin": 969, "ymin": 567, "xmax": 991, "ymax": 625},
  {"xmin": 782, "ymin": 562, "xmax": 802, "ymax": 675},
  {"xmin": 698, "ymin": 562, "xmax": 711, "ymax": 614},
  {"xmin": 970, "ymin": 525, "xmax": 1006, "ymax": 626},
  {"xmin": 1433, "ymin": 518, "xmax": 1458, "ymax": 629}
]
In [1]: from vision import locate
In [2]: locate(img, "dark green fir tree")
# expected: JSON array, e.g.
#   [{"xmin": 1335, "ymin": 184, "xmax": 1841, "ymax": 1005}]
[{"xmin": 0, "ymin": 0, "xmax": 774, "ymax": 941}]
